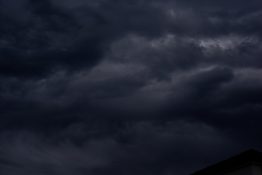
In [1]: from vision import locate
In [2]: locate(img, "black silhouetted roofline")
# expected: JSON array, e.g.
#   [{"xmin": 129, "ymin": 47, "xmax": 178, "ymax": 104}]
[{"xmin": 191, "ymin": 149, "xmax": 262, "ymax": 175}]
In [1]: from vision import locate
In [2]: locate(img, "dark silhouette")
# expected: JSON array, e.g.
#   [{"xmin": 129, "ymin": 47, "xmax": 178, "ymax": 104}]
[{"xmin": 192, "ymin": 149, "xmax": 262, "ymax": 175}]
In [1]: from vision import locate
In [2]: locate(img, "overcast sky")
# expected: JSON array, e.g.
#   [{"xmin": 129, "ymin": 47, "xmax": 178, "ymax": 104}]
[{"xmin": 1, "ymin": 0, "xmax": 262, "ymax": 175}]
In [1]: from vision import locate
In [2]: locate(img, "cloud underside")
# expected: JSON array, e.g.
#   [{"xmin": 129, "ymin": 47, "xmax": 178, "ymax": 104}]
[{"xmin": 1, "ymin": 0, "xmax": 262, "ymax": 175}]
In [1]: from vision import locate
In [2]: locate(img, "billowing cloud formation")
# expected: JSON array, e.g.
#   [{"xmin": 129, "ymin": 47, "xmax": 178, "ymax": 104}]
[
  {"xmin": 0, "ymin": 0, "xmax": 262, "ymax": 175},
  {"xmin": 0, "ymin": 121, "xmax": 232, "ymax": 175}
]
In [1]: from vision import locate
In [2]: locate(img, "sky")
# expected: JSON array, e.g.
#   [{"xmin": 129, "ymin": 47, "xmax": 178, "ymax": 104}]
[{"xmin": 0, "ymin": 0, "xmax": 262, "ymax": 175}]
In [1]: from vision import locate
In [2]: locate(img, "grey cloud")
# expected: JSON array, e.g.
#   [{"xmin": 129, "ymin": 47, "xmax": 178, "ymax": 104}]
[
  {"xmin": 1, "ymin": 0, "xmax": 262, "ymax": 175},
  {"xmin": 0, "ymin": 121, "xmax": 233, "ymax": 175}
]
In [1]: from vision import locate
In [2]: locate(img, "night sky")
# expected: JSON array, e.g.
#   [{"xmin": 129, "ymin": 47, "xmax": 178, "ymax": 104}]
[{"xmin": 0, "ymin": 0, "xmax": 262, "ymax": 175}]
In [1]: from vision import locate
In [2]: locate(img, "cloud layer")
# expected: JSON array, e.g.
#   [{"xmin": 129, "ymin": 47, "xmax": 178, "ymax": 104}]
[{"xmin": 1, "ymin": 0, "xmax": 262, "ymax": 175}]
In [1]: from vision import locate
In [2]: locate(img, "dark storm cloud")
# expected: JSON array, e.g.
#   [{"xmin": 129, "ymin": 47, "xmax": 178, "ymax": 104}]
[
  {"xmin": 1, "ymin": 0, "xmax": 260, "ymax": 77},
  {"xmin": 1, "ymin": 0, "xmax": 262, "ymax": 175},
  {"xmin": 0, "ymin": 0, "xmax": 109, "ymax": 77},
  {"xmin": 0, "ymin": 121, "xmax": 234, "ymax": 175}
]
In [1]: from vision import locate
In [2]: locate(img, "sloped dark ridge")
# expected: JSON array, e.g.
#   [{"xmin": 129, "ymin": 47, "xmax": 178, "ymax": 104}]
[{"xmin": 191, "ymin": 149, "xmax": 262, "ymax": 175}]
